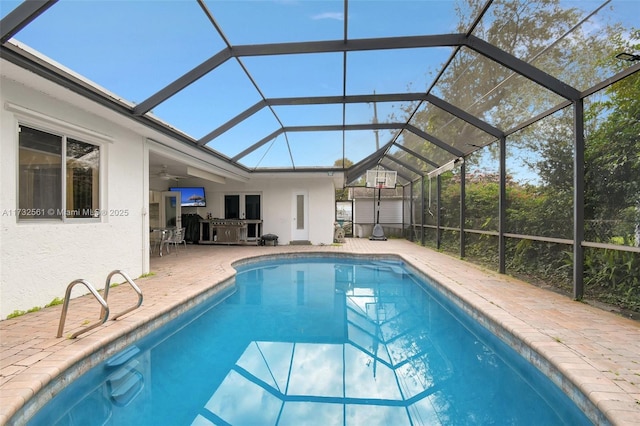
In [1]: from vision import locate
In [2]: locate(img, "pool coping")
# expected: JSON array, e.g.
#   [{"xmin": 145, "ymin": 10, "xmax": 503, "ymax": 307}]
[{"xmin": 1, "ymin": 241, "xmax": 639, "ymax": 425}]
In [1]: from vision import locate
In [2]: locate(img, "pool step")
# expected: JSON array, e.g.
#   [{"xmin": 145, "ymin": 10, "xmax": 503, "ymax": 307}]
[
  {"xmin": 107, "ymin": 367, "xmax": 144, "ymax": 407},
  {"xmin": 105, "ymin": 346, "xmax": 141, "ymax": 369},
  {"xmin": 364, "ymin": 260, "xmax": 410, "ymax": 276},
  {"xmin": 105, "ymin": 345, "xmax": 145, "ymax": 407}
]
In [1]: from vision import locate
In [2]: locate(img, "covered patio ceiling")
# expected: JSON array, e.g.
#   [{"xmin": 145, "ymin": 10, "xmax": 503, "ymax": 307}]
[{"xmin": 1, "ymin": 0, "xmax": 638, "ymax": 186}]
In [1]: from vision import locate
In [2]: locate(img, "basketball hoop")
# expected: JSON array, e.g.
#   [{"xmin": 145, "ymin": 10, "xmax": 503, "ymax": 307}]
[
  {"xmin": 366, "ymin": 169, "xmax": 397, "ymax": 189},
  {"xmin": 365, "ymin": 169, "xmax": 397, "ymax": 241}
]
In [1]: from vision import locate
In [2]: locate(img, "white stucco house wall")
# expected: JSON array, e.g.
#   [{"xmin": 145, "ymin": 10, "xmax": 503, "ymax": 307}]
[{"xmin": 0, "ymin": 59, "xmax": 339, "ymax": 319}]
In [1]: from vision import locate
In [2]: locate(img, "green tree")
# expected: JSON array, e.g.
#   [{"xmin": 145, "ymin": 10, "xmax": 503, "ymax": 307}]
[
  {"xmin": 414, "ymin": 1, "xmax": 640, "ymax": 309},
  {"xmin": 334, "ymin": 158, "xmax": 354, "ymax": 201},
  {"xmin": 585, "ymin": 71, "xmax": 640, "ymax": 245},
  {"xmin": 398, "ymin": 0, "xmax": 626, "ymax": 167}
]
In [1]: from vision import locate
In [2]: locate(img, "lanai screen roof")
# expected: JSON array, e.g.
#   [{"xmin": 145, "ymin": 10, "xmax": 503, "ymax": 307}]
[{"xmin": 1, "ymin": 0, "xmax": 638, "ymax": 186}]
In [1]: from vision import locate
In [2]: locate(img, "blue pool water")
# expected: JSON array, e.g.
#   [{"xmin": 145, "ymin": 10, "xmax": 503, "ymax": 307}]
[{"xmin": 28, "ymin": 257, "xmax": 592, "ymax": 425}]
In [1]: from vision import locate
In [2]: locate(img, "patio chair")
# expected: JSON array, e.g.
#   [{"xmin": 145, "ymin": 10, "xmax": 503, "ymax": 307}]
[
  {"xmin": 151, "ymin": 228, "xmax": 172, "ymax": 256},
  {"xmin": 158, "ymin": 228, "xmax": 174, "ymax": 257},
  {"xmin": 167, "ymin": 227, "xmax": 187, "ymax": 253}
]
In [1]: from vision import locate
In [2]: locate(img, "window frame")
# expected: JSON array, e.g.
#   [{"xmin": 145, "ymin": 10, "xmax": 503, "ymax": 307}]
[
  {"xmin": 8, "ymin": 103, "xmax": 110, "ymax": 224},
  {"xmin": 223, "ymin": 192, "xmax": 262, "ymax": 220}
]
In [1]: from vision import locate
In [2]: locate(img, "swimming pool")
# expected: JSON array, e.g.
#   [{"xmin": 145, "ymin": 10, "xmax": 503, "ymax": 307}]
[{"xmin": 28, "ymin": 257, "xmax": 593, "ymax": 425}]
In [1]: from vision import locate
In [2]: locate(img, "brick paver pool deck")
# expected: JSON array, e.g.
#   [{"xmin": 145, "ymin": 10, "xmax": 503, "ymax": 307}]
[{"xmin": 1, "ymin": 240, "xmax": 639, "ymax": 424}]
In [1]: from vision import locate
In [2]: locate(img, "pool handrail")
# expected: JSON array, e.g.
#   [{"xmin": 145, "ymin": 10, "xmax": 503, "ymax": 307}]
[
  {"xmin": 57, "ymin": 279, "xmax": 109, "ymax": 339},
  {"xmin": 101, "ymin": 270, "xmax": 143, "ymax": 321}
]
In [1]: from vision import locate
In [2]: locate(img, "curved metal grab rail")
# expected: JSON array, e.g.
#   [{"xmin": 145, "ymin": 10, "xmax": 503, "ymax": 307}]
[
  {"xmin": 101, "ymin": 270, "xmax": 143, "ymax": 321},
  {"xmin": 57, "ymin": 279, "xmax": 109, "ymax": 338}
]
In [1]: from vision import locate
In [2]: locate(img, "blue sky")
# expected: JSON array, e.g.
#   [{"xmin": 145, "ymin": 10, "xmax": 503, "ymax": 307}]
[
  {"xmin": 2, "ymin": 0, "xmax": 638, "ymax": 171},
  {"xmin": 1, "ymin": 0, "xmax": 461, "ymax": 168}
]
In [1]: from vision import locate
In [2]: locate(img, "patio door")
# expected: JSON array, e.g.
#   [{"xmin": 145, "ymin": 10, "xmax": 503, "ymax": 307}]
[
  {"xmin": 161, "ymin": 191, "xmax": 181, "ymax": 229},
  {"xmin": 292, "ymin": 191, "xmax": 309, "ymax": 242}
]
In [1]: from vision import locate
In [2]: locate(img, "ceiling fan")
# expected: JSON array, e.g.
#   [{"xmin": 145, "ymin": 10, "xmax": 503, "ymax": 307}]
[{"xmin": 153, "ymin": 165, "xmax": 186, "ymax": 181}]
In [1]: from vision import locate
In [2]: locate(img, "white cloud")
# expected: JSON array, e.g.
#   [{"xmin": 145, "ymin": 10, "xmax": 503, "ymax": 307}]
[{"xmin": 312, "ymin": 12, "xmax": 344, "ymax": 21}]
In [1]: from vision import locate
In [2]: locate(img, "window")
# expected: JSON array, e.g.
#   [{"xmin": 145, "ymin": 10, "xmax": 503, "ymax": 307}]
[
  {"xmin": 224, "ymin": 195, "xmax": 240, "ymax": 219},
  {"xmin": 245, "ymin": 194, "xmax": 261, "ymax": 238},
  {"xmin": 18, "ymin": 125, "xmax": 100, "ymax": 220},
  {"xmin": 223, "ymin": 193, "xmax": 262, "ymax": 238},
  {"xmin": 245, "ymin": 194, "xmax": 260, "ymax": 220},
  {"xmin": 296, "ymin": 194, "xmax": 304, "ymax": 229}
]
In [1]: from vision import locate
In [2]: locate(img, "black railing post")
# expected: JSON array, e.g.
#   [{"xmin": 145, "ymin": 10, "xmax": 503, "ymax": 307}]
[
  {"xmin": 573, "ymin": 100, "xmax": 585, "ymax": 299},
  {"xmin": 499, "ymin": 136, "xmax": 506, "ymax": 274}
]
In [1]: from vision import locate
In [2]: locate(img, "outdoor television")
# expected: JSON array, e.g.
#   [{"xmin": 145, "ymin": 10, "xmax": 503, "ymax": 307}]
[{"xmin": 169, "ymin": 187, "xmax": 206, "ymax": 207}]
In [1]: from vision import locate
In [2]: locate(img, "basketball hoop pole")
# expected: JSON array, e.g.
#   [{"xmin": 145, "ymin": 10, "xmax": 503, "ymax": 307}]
[
  {"xmin": 370, "ymin": 183, "xmax": 387, "ymax": 241},
  {"xmin": 366, "ymin": 169, "xmax": 395, "ymax": 241},
  {"xmin": 376, "ymin": 184, "xmax": 382, "ymax": 225}
]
